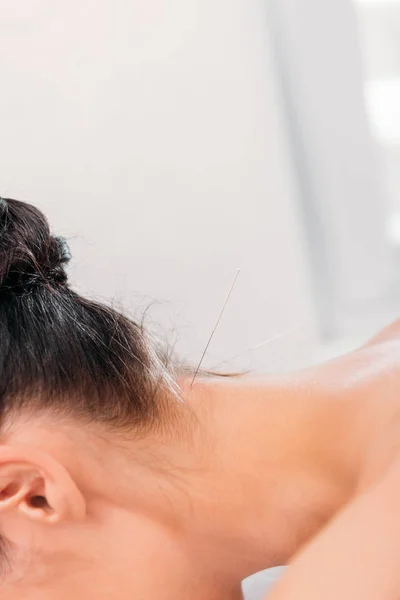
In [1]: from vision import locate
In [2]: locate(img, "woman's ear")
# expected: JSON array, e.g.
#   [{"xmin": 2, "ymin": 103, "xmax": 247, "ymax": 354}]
[{"xmin": 0, "ymin": 444, "xmax": 86, "ymax": 525}]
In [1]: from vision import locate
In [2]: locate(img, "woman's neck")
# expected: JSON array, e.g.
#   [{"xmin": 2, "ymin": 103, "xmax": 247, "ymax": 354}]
[{"xmin": 173, "ymin": 372, "xmax": 371, "ymax": 576}]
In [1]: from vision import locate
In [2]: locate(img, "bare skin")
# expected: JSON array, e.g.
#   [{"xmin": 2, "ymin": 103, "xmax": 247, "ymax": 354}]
[{"xmin": 1, "ymin": 319, "xmax": 400, "ymax": 598}]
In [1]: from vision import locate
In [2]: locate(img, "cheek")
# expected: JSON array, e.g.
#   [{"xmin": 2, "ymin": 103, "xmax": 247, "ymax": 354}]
[
  {"xmin": 0, "ymin": 515, "xmax": 51, "ymax": 586},
  {"xmin": 0, "ymin": 512, "xmax": 36, "ymax": 548},
  {"xmin": 1, "ymin": 510, "xmax": 197, "ymax": 600}
]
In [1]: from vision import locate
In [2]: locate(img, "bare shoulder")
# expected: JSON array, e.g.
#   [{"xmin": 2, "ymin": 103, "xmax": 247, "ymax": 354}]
[
  {"xmin": 266, "ymin": 457, "xmax": 400, "ymax": 600},
  {"xmin": 364, "ymin": 317, "xmax": 400, "ymax": 347}
]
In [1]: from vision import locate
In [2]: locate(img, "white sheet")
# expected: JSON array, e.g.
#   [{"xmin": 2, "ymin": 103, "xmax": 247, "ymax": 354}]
[{"xmin": 242, "ymin": 567, "xmax": 286, "ymax": 600}]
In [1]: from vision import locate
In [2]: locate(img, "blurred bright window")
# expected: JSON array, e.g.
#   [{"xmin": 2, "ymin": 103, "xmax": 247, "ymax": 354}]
[
  {"xmin": 267, "ymin": 0, "xmax": 400, "ymax": 345},
  {"xmin": 354, "ymin": 0, "xmax": 400, "ymax": 244}
]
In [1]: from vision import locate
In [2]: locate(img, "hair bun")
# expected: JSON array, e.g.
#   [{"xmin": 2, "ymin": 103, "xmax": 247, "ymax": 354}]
[{"xmin": 0, "ymin": 197, "xmax": 71, "ymax": 291}]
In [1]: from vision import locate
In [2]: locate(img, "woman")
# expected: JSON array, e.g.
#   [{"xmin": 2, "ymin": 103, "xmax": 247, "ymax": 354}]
[{"xmin": 0, "ymin": 196, "xmax": 399, "ymax": 600}]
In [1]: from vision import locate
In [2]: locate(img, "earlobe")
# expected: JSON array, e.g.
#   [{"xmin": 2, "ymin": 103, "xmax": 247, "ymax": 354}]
[{"xmin": 0, "ymin": 445, "xmax": 86, "ymax": 525}]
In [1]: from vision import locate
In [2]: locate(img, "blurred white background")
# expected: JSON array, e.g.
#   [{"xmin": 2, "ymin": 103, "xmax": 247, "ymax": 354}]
[
  {"xmin": 1, "ymin": 1, "xmax": 399, "ymax": 597},
  {"xmin": 0, "ymin": 0, "xmax": 318, "ymax": 374},
  {"xmin": 0, "ymin": 0, "xmax": 397, "ymax": 375}
]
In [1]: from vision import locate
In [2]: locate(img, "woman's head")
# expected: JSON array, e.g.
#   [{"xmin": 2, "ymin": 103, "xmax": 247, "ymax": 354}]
[
  {"xmin": 0, "ymin": 197, "xmax": 178, "ymax": 431},
  {"xmin": 0, "ymin": 197, "xmax": 199, "ymax": 598},
  {"xmin": 0, "ymin": 198, "xmax": 278, "ymax": 598}
]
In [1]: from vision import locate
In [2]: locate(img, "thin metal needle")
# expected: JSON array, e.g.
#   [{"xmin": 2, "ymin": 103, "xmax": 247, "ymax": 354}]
[{"xmin": 190, "ymin": 268, "xmax": 241, "ymax": 386}]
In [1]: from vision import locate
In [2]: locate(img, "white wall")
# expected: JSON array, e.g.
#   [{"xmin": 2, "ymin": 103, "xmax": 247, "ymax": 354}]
[
  {"xmin": 0, "ymin": 0, "xmax": 318, "ymax": 372},
  {"xmin": 268, "ymin": 0, "xmax": 391, "ymax": 339}
]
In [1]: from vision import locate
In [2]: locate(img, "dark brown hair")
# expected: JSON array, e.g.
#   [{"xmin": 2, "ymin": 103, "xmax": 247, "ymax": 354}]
[{"xmin": 0, "ymin": 197, "xmax": 178, "ymax": 432}]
